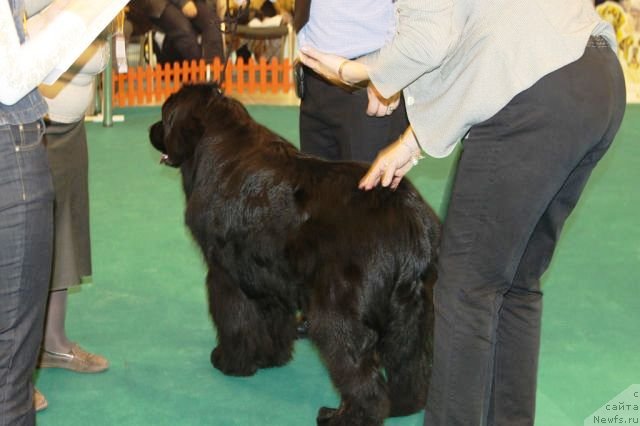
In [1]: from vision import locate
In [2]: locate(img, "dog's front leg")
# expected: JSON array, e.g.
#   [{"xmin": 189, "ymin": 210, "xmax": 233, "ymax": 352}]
[{"xmin": 206, "ymin": 268, "xmax": 267, "ymax": 376}]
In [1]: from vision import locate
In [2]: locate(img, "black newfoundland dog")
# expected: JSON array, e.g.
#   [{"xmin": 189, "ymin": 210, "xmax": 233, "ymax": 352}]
[{"xmin": 149, "ymin": 83, "xmax": 440, "ymax": 426}]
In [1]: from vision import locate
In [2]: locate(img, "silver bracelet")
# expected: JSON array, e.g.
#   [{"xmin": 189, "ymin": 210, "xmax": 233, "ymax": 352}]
[{"xmin": 402, "ymin": 139, "xmax": 424, "ymax": 166}]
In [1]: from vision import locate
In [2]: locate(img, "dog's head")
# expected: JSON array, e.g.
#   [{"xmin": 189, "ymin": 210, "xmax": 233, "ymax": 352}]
[{"xmin": 149, "ymin": 83, "xmax": 225, "ymax": 168}]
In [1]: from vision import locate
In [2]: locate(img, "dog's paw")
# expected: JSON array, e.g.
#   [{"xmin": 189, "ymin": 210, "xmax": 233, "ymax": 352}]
[
  {"xmin": 258, "ymin": 348, "xmax": 293, "ymax": 369},
  {"xmin": 389, "ymin": 395, "xmax": 428, "ymax": 417},
  {"xmin": 316, "ymin": 407, "xmax": 337, "ymax": 425},
  {"xmin": 210, "ymin": 346, "xmax": 257, "ymax": 377},
  {"xmin": 316, "ymin": 404, "xmax": 383, "ymax": 426}
]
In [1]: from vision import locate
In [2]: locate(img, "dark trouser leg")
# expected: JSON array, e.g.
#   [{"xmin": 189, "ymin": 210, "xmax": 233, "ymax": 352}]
[
  {"xmin": 299, "ymin": 70, "xmax": 408, "ymax": 162},
  {"xmin": 152, "ymin": 4, "xmax": 200, "ymax": 62},
  {"xmin": 299, "ymin": 73, "xmax": 341, "ymax": 160},
  {"xmin": 345, "ymin": 91, "xmax": 407, "ymax": 163},
  {"xmin": 487, "ymin": 149, "xmax": 606, "ymax": 425},
  {"xmin": 489, "ymin": 52, "xmax": 626, "ymax": 425},
  {"xmin": 0, "ymin": 122, "xmax": 53, "ymax": 426},
  {"xmin": 191, "ymin": 0, "xmax": 224, "ymax": 61},
  {"xmin": 424, "ymin": 44, "xmax": 625, "ymax": 426}
]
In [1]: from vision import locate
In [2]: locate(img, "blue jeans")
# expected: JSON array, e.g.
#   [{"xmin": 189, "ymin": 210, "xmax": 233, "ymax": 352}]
[
  {"xmin": 0, "ymin": 120, "xmax": 53, "ymax": 426},
  {"xmin": 424, "ymin": 41, "xmax": 626, "ymax": 426}
]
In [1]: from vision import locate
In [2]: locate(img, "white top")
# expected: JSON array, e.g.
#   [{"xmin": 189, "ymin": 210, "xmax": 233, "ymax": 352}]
[
  {"xmin": 39, "ymin": 39, "xmax": 109, "ymax": 123},
  {"xmin": 25, "ymin": 0, "xmax": 128, "ymax": 85},
  {"xmin": 1, "ymin": 0, "xmax": 128, "ymax": 106},
  {"xmin": 297, "ymin": 0, "xmax": 396, "ymax": 59},
  {"xmin": 0, "ymin": 0, "xmax": 86, "ymax": 105}
]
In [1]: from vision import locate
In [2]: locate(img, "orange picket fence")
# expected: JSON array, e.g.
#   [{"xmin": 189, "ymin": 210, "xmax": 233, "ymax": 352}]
[{"xmin": 112, "ymin": 57, "xmax": 294, "ymax": 107}]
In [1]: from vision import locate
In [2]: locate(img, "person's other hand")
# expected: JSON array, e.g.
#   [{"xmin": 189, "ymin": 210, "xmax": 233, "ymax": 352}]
[
  {"xmin": 367, "ymin": 84, "xmax": 401, "ymax": 117},
  {"xmin": 299, "ymin": 47, "xmax": 368, "ymax": 85},
  {"xmin": 359, "ymin": 130, "xmax": 422, "ymax": 191},
  {"xmin": 182, "ymin": 1, "xmax": 198, "ymax": 18},
  {"xmin": 298, "ymin": 47, "xmax": 347, "ymax": 85}
]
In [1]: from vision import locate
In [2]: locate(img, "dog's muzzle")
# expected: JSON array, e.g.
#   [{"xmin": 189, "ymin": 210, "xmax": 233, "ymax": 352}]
[{"xmin": 159, "ymin": 154, "xmax": 178, "ymax": 167}]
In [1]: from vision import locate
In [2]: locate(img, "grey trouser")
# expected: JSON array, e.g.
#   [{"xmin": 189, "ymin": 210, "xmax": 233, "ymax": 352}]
[{"xmin": 424, "ymin": 37, "xmax": 626, "ymax": 426}]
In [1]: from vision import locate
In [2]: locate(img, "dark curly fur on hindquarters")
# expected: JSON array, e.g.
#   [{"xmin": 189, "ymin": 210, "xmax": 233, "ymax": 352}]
[{"xmin": 149, "ymin": 83, "xmax": 441, "ymax": 425}]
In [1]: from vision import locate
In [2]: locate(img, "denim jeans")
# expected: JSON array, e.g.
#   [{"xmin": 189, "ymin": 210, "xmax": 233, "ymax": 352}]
[
  {"xmin": 424, "ymin": 42, "xmax": 626, "ymax": 426},
  {"xmin": 0, "ymin": 120, "xmax": 53, "ymax": 426}
]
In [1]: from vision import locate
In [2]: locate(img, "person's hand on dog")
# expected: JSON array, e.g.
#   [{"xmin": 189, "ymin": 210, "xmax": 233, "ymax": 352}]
[
  {"xmin": 367, "ymin": 84, "xmax": 401, "ymax": 117},
  {"xmin": 299, "ymin": 47, "xmax": 369, "ymax": 86},
  {"xmin": 359, "ymin": 128, "xmax": 423, "ymax": 191}
]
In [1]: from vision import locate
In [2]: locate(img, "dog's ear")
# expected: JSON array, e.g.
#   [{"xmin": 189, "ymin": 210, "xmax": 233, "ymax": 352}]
[
  {"xmin": 160, "ymin": 89, "xmax": 209, "ymax": 166},
  {"xmin": 164, "ymin": 112, "xmax": 204, "ymax": 166}
]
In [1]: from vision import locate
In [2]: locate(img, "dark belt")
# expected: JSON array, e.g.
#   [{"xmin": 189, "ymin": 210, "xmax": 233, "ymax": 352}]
[
  {"xmin": 302, "ymin": 64, "xmax": 365, "ymax": 93},
  {"xmin": 587, "ymin": 35, "xmax": 610, "ymax": 48},
  {"xmin": 301, "ymin": 64, "xmax": 323, "ymax": 81},
  {"xmin": 302, "ymin": 64, "xmax": 343, "ymax": 85}
]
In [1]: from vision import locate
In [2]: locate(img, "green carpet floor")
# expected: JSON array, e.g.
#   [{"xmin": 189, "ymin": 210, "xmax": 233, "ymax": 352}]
[{"xmin": 34, "ymin": 104, "xmax": 640, "ymax": 426}]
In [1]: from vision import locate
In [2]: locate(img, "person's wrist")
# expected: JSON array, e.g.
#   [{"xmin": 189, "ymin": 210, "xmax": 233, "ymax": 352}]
[
  {"xmin": 337, "ymin": 60, "xmax": 352, "ymax": 85},
  {"xmin": 400, "ymin": 137, "xmax": 423, "ymax": 166}
]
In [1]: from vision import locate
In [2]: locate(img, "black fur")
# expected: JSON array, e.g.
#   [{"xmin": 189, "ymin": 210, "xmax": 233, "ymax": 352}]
[{"xmin": 149, "ymin": 83, "xmax": 441, "ymax": 426}]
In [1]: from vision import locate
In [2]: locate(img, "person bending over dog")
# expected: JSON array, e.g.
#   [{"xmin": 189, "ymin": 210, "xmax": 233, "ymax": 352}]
[{"xmin": 300, "ymin": 0, "xmax": 626, "ymax": 424}]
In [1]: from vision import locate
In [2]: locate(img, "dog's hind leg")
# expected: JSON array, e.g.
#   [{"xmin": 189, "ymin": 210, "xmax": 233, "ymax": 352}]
[
  {"xmin": 378, "ymin": 277, "xmax": 433, "ymax": 417},
  {"xmin": 206, "ymin": 268, "xmax": 279, "ymax": 376},
  {"xmin": 253, "ymin": 294, "xmax": 297, "ymax": 368},
  {"xmin": 309, "ymin": 309, "xmax": 389, "ymax": 426}
]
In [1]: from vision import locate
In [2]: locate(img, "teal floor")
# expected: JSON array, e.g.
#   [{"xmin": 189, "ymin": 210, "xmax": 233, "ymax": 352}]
[{"xmin": 35, "ymin": 104, "xmax": 640, "ymax": 425}]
